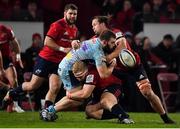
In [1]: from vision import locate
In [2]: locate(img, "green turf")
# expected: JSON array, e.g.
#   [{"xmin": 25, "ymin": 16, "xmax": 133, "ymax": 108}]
[{"xmin": 0, "ymin": 111, "xmax": 179, "ymax": 128}]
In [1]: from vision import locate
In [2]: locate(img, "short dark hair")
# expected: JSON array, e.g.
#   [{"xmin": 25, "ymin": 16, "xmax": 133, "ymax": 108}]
[
  {"xmin": 99, "ymin": 30, "xmax": 116, "ymax": 41},
  {"xmin": 92, "ymin": 16, "xmax": 109, "ymax": 26},
  {"xmin": 64, "ymin": 4, "xmax": 78, "ymax": 11},
  {"xmin": 163, "ymin": 34, "xmax": 173, "ymax": 40}
]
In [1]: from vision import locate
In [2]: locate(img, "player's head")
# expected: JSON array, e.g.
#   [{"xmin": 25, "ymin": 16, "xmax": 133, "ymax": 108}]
[
  {"xmin": 0, "ymin": 24, "xmax": 7, "ymax": 33},
  {"xmin": 72, "ymin": 61, "xmax": 88, "ymax": 81},
  {"xmin": 92, "ymin": 16, "xmax": 109, "ymax": 36},
  {"xmin": 162, "ymin": 34, "xmax": 174, "ymax": 48},
  {"xmin": 0, "ymin": 24, "xmax": 9, "ymax": 41},
  {"xmin": 99, "ymin": 30, "xmax": 116, "ymax": 54},
  {"xmin": 64, "ymin": 4, "xmax": 78, "ymax": 25}
]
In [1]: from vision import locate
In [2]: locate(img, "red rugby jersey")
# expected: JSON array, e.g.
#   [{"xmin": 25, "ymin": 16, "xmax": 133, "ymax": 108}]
[
  {"xmin": 39, "ymin": 18, "xmax": 78, "ymax": 63},
  {"xmin": 84, "ymin": 65, "xmax": 122, "ymax": 90},
  {"xmin": 0, "ymin": 24, "xmax": 15, "ymax": 58}
]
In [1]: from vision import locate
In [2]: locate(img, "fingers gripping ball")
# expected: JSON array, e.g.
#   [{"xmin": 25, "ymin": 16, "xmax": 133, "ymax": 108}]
[{"xmin": 119, "ymin": 49, "xmax": 136, "ymax": 68}]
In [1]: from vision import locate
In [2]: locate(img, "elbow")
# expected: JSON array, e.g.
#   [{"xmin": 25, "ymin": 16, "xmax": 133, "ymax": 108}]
[{"xmin": 80, "ymin": 92, "xmax": 91, "ymax": 99}]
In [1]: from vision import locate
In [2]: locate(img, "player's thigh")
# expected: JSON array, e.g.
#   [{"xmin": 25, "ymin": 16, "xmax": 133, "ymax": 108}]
[
  {"xmin": 101, "ymin": 92, "xmax": 117, "ymax": 103},
  {"xmin": 101, "ymin": 85, "xmax": 121, "ymax": 104},
  {"xmin": 100, "ymin": 92, "xmax": 117, "ymax": 110}
]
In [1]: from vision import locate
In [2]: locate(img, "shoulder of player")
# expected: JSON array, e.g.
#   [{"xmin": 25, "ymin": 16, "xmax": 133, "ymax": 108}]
[
  {"xmin": 87, "ymin": 66, "xmax": 99, "ymax": 78},
  {"xmin": 52, "ymin": 19, "xmax": 65, "ymax": 28},
  {"xmin": 111, "ymin": 28, "xmax": 122, "ymax": 33},
  {"xmin": 53, "ymin": 19, "xmax": 78, "ymax": 30}
]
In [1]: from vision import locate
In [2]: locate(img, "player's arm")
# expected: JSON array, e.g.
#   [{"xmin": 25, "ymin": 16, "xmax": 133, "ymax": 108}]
[
  {"xmin": 11, "ymin": 38, "xmax": 21, "ymax": 54},
  {"xmin": 0, "ymin": 51, "xmax": 3, "ymax": 70},
  {"xmin": 67, "ymin": 84, "xmax": 95, "ymax": 101},
  {"xmin": 10, "ymin": 38, "xmax": 24, "ymax": 68},
  {"xmin": 0, "ymin": 51, "xmax": 4, "ymax": 71},
  {"xmin": 96, "ymin": 57, "xmax": 116, "ymax": 79},
  {"xmin": 0, "ymin": 51, "xmax": 5, "ymax": 78},
  {"xmin": 71, "ymin": 40, "xmax": 81, "ymax": 50},
  {"xmin": 44, "ymin": 36, "xmax": 71, "ymax": 53},
  {"xmin": 106, "ymin": 33, "xmax": 127, "ymax": 62},
  {"xmin": 0, "ymin": 80, "xmax": 10, "ymax": 88}
]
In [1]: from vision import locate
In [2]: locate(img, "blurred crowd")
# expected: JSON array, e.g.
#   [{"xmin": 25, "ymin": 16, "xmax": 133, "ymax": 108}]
[
  {"xmin": 0, "ymin": 0, "xmax": 180, "ymax": 112},
  {"xmin": 0, "ymin": 0, "xmax": 180, "ymax": 35}
]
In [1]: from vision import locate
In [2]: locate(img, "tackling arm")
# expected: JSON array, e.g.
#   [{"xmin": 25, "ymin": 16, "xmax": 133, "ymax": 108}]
[
  {"xmin": 67, "ymin": 84, "xmax": 95, "ymax": 101},
  {"xmin": 96, "ymin": 58, "xmax": 116, "ymax": 78},
  {"xmin": 106, "ymin": 37, "xmax": 127, "ymax": 62}
]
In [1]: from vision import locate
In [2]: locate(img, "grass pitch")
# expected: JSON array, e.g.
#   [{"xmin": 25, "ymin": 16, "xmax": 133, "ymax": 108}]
[{"xmin": 0, "ymin": 111, "xmax": 179, "ymax": 128}]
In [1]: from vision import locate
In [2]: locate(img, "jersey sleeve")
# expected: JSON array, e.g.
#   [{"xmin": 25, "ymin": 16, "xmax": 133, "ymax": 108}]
[{"xmin": 46, "ymin": 22, "xmax": 64, "ymax": 41}]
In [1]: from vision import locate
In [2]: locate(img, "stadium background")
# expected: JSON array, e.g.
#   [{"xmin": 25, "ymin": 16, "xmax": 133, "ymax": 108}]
[{"xmin": 0, "ymin": 0, "xmax": 180, "ymax": 113}]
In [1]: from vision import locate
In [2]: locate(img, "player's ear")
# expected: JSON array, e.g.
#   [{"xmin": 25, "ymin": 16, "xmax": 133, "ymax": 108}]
[
  {"xmin": 64, "ymin": 11, "xmax": 66, "ymax": 17},
  {"xmin": 102, "ymin": 40, "xmax": 107, "ymax": 46}
]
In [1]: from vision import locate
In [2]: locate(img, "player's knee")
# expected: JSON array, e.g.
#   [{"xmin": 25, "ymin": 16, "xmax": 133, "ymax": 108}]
[
  {"xmin": 85, "ymin": 106, "xmax": 97, "ymax": 119},
  {"xmin": 140, "ymin": 86, "xmax": 154, "ymax": 100},
  {"xmin": 137, "ymin": 79, "xmax": 152, "ymax": 97},
  {"xmin": 85, "ymin": 105, "xmax": 92, "ymax": 113},
  {"xmin": 85, "ymin": 107, "xmax": 91, "ymax": 116}
]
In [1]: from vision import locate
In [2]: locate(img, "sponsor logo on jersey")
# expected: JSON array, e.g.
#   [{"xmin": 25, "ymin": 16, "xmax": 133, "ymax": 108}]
[
  {"xmin": 35, "ymin": 69, "xmax": 41, "ymax": 74},
  {"xmin": 86, "ymin": 74, "xmax": 94, "ymax": 83},
  {"xmin": 82, "ymin": 44, "xmax": 88, "ymax": 51},
  {"xmin": 64, "ymin": 31, "xmax": 68, "ymax": 35},
  {"xmin": 115, "ymin": 32, "xmax": 123, "ymax": 39},
  {"xmin": 66, "ymin": 52, "xmax": 72, "ymax": 59},
  {"xmin": 139, "ymin": 74, "xmax": 144, "ymax": 79}
]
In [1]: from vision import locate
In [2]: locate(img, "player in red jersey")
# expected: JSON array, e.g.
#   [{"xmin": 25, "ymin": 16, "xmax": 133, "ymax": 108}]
[
  {"xmin": 40, "ymin": 61, "xmax": 134, "ymax": 124},
  {"xmin": 3, "ymin": 4, "xmax": 79, "ymax": 109},
  {"xmin": 90, "ymin": 15, "xmax": 174, "ymax": 124},
  {"xmin": 0, "ymin": 24, "xmax": 24, "ymax": 112}
]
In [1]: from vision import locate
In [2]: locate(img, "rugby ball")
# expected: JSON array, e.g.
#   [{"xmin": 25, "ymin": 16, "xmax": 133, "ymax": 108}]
[{"xmin": 119, "ymin": 49, "xmax": 136, "ymax": 68}]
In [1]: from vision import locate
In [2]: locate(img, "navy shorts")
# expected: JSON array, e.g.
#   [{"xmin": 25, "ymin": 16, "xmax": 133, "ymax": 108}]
[
  {"xmin": 113, "ymin": 64, "xmax": 148, "ymax": 82},
  {"xmin": 90, "ymin": 84, "xmax": 122, "ymax": 104},
  {"xmin": 33, "ymin": 56, "xmax": 59, "ymax": 78}
]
